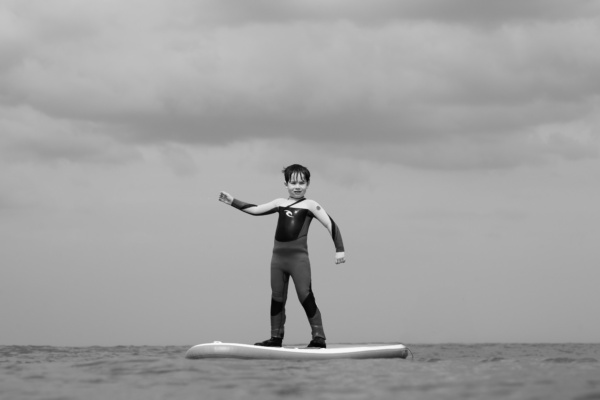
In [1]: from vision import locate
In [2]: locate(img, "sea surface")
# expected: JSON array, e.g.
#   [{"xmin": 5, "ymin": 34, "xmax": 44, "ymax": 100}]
[{"xmin": 1, "ymin": 343, "xmax": 599, "ymax": 400}]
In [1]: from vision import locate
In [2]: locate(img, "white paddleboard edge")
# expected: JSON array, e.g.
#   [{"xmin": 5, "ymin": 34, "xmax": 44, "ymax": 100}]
[{"xmin": 185, "ymin": 342, "xmax": 408, "ymax": 360}]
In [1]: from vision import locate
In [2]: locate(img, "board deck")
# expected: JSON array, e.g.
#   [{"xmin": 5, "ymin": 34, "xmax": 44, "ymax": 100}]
[{"xmin": 185, "ymin": 342, "xmax": 409, "ymax": 360}]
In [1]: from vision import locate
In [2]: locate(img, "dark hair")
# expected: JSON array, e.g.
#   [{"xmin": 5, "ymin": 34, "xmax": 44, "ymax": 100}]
[{"xmin": 282, "ymin": 164, "xmax": 311, "ymax": 183}]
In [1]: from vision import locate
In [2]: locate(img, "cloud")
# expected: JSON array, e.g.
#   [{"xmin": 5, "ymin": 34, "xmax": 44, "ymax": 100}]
[
  {"xmin": 171, "ymin": 0, "xmax": 600, "ymax": 26},
  {"xmin": 0, "ymin": 106, "xmax": 140, "ymax": 165},
  {"xmin": 1, "ymin": 0, "xmax": 599, "ymax": 169}
]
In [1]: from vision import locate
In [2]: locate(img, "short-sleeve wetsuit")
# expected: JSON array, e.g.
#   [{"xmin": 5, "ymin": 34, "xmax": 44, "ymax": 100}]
[{"xmin": 232, "ymin": 197, "xmax": 344, "ymax": 339}]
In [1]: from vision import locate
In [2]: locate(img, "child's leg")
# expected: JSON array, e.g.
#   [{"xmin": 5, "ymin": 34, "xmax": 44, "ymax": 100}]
[
  {"xmin": 290, "ymin": 264, "xmax": 326, "ymax": 340},
  {"xmin": 270, "ymin": 265, "xmax": 290, "ymax": 338}
]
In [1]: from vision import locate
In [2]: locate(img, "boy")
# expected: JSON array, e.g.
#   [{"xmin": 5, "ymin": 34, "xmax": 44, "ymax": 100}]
[{"xmin": 218, "ymin": 164, "xmax": 345, "ymax": 348}]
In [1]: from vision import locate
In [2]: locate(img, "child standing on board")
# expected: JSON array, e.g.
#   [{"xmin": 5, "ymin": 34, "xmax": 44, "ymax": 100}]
[{"xmin": 219, "ymin": 164, "xmax": 345, "ymax": 348}]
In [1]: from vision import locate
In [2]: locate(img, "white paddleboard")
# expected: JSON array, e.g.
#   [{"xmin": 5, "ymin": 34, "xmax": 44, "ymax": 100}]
[{"xmin": 185, "ymin": 342, "xmax": 409, "ymax": 360}]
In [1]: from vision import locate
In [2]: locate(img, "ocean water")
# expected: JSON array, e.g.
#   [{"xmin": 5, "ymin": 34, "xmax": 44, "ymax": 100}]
[{"xmin": 1, "ymin": 343, "xmax": 599, "ymax": 400}]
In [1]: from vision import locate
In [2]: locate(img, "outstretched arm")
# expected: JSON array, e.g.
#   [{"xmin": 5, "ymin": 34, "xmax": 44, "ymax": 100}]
[
  {"xmin": 308, "ymin": 200, "xmax": 346, "ymax": 264},
  {"xmin": 219, "ymin": 191, "xmax": 281, "ymax": 216}
]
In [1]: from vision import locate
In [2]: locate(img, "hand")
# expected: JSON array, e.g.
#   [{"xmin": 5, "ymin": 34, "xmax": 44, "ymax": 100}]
[
  {"xmin": 219, "ymin": 191, "xmax": 233, "ymax": 205},
  {"xmin": 335, "ymin": 252, "xmax": 346, "ymax": 265}
]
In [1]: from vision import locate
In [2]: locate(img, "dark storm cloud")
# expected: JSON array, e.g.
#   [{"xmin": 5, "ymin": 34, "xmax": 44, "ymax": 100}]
[
  {"xmin": 1, "ymin": 0, "xmax": 599, "ymax": 168},
  {"xmin": 186, "ymin": 0, "xmax": 599, "ymax": 26}
]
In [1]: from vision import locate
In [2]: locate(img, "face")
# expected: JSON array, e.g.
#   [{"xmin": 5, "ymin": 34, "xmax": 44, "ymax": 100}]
[{"xmin": 285, "ymin": 172, "xmax": 309, "ymax": 199}]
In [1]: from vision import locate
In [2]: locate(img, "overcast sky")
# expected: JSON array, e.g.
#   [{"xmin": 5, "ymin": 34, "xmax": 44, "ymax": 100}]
[{"xmin": 1, "ymin": 0, "xmax": 600, "ymax": 346}]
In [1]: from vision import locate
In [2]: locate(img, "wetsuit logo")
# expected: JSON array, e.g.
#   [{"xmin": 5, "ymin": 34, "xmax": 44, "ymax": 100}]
[{"xmin": 285, "ymin": 210, "xmax": 293, "ymax": 218}]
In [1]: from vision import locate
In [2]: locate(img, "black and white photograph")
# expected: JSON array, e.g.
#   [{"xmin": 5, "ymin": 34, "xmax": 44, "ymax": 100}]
[{"xmin": 1, "ymin": 0, "xmax": 599, "ymax": 399}]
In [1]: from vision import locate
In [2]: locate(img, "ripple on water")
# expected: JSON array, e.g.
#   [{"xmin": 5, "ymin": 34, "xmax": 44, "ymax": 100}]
[
  {"xmin": 573, "ymin": 392, "xmax": 600, "ymax": 400},
  {"xmin": 543, "ymin": 358, "xmax": 598, "ymax": 364},
  {"xmin": 481, "ymin": 357, "xmax": 506, "ymax": 362}
]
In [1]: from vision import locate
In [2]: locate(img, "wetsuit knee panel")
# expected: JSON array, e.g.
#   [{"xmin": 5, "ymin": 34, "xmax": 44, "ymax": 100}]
[
  {"xmin": 301, "ymin": 291, "xmax": 318, "ymax": 319},
  {"xmin": 271, "ymin": 298, "xmax": 284, "ymax": 316}
]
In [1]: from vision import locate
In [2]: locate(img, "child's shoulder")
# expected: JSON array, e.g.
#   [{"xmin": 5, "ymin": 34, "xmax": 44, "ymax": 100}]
[{"xmin": 303, "ymin": 198, "xmax": 322, "ymax": 210}]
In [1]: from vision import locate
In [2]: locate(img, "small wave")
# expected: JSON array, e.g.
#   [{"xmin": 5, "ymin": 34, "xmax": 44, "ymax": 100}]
[
  {"xmin": 73, "ymin": 360, "xmax": 112, "ymax": 368},
  {"xmin": 481, "ymin": 357, "xmax": 505, "ymax": 363},
  {"xmin": 573, "ymin": 392, "xmax": 600, "ymax": 400},
  {"xmin": 543, "ymin": 357, "xmax": 598, "ymax": 364}
]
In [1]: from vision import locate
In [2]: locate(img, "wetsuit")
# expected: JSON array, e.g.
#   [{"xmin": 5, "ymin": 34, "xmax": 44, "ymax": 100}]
[{"xmin": 231, "ymin": 197, "xmax": 344, "ymax": 339}]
